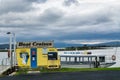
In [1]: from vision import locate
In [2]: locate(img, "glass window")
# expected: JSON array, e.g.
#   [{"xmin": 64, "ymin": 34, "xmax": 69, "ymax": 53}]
[
  {"xmin": 42, "ymin": 48, "xmax": 47, "ymax": 54},
  {"xmin": 48, "ymin": 52, "xmax": 58, "ymax": 60},
  {"xmin": 99, "ymin": 56, "xmax": 105, "ymax": 62}
]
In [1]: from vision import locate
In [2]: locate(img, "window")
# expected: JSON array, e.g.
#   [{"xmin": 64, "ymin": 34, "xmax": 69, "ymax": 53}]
[
  {"xmin": 48, "ymin": 52, "xmax": 58, "ymax": 60},
  {"xmin": 99, "ymin": 56, "xmax": 105, "ymax": 62},
  {"xmin": 42, "ymin": 48, "xmax": 47, "ymax": 54}
]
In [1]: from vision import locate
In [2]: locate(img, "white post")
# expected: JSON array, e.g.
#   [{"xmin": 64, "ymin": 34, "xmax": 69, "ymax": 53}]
[
  {"xmin": 13, "ymin": 33, "xmax": 16, "ymax": 66},
  {"xmin": 10, "ymin": 33, "xmax": 12, "ymax": 67},
  {"xmin": 7, "ymin": 32, "xmax": 12, "ymax": 68}
]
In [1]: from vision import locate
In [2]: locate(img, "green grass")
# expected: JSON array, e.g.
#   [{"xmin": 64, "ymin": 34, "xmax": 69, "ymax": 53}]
[
  {"xmin": 14, "ymin": 67, "xmax": 120, "ymax": 75},
  {"xmin": 15, "ymin": 68, "xmax": 28, "ymax": 75},
  {"xmin": 40, "ymin": 67, "xmax": 120, "ymax": 73}
]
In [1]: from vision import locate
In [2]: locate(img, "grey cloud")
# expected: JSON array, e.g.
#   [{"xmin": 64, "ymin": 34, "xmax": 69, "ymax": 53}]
[
  {"xmin": 0, "ymin": 8, "xmax": 64, "ymax": 28},
  {"xmin": 27, "ymin": 0, "xmax": 47, "ymax": 3},
  {"xmin": 63, "ymin": 0, "xmax": 79, "ymax": 6},
  {"xmin": 38, "ymin": 8, "xmax": 64, "ymax": 24},
  {"xmin": 0, "ymin": 0, "xmax": 34, "ymax": 14},
  {"xmin": 94, "ymin": 16, "xmax": 111, "ymax": 25},
  {"xmin": 58, "ymin": 12, "xmax": 111, "ymax": 27}
]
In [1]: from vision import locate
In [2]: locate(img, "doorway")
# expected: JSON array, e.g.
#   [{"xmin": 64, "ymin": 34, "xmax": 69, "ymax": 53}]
[{"xmin": 30, "ymin": 48, "xmax": 37, "ymax": 68}]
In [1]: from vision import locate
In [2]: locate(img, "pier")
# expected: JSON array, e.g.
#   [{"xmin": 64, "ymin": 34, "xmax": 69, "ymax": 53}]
[
  {"xmin": 0, "ymin": 58, "xmax": 17, "ymax": 75},
  {"xmin": 0, "ymin": 65, "xmax": 10, "ymax": 74}
]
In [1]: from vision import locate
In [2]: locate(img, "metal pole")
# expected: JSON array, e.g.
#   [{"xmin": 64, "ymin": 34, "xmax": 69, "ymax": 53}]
[
  {"xmin": 10, "ymin": 34, "xmax": 12, "ymax": 67},
  {"xmin": 7, "ymin": 32, "xmax": 12, "ymax": 68},
  {"xmin": 13, "ymin": 33, "xmax": 16, "ymax": 66}
]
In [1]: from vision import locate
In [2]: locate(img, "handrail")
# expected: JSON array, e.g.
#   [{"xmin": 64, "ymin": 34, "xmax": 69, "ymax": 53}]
[{"xmin": 1, "ymin": 58, "xmax": 10, "ymax": 66}]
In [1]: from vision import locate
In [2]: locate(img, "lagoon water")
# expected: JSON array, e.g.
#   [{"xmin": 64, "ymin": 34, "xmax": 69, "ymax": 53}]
[
  {"xmin": 0, "ymin": 47, "xmax": 120, "ymax": 67},
  {"xmin": 0, "ymin": 52, "xmax": 9, "ymax": 65}
]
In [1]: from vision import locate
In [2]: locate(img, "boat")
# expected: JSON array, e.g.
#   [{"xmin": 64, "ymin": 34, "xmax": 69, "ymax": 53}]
[{"xmin": 58, "ymin": 47, "xmax": 118, "ymax": 68}]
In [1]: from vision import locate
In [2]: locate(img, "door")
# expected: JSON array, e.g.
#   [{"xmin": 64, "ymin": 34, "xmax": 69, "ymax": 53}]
[{"xmin": 30, "ymin": 48, "xmax": 37, "ymax": 68}]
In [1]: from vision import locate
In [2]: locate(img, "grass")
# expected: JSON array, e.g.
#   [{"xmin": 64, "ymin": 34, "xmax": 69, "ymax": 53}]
[
  {"xmin": 40, "ymin": 67, "xmax": 120, "ymax": 73},
  {"xmin": 14, "ymin": 67, "xmax": 120, "ymax": 75},
  {"xmin": 15, "ymin": 68, "xmax": 28, "ymax": 75}
]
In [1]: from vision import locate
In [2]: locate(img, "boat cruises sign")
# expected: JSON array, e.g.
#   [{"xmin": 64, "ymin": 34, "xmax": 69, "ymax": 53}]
[{"xmin": 17, "ymin": 41, "xmax": 53, "ymax": 48}]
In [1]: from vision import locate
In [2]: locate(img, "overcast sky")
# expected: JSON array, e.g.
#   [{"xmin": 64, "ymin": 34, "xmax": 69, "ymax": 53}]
[{"xmin": 0, "ymin": 0, "xmax": 120, "ymax": 44}]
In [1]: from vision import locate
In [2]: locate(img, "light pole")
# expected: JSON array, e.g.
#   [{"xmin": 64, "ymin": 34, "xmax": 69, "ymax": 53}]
[
  {"xmin": 13, "ymin": 33, "xmax": 17, "ymax": 66},
  {"xmin": 7, "ymin": 32, "xmax": 12, "ymax": 67},
  {"xmin": 7, "ymin": 32, "xmax": 16, "ymax": 67}
]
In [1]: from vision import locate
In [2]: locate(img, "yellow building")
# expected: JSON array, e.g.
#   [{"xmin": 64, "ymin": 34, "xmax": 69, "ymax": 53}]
[{"xmin": 16, "ymin": 41, "xmax": 61, "ymax": 69}]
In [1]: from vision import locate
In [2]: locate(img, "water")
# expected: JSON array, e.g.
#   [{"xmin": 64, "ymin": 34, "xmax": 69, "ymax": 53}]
[{"xmin": 0, "ymin": 52, "xmax": 8, "ymax": 65}]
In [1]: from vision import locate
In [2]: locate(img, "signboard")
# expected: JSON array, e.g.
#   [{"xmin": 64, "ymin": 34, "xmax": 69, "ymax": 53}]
[
  {"xmin": 17, "ymin": 41, "xmax": 53, "ymax": 48},
  {"xmin": 64, "ymin": 51, "xmax": 83, "ymax": 55}
]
